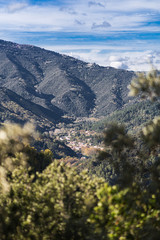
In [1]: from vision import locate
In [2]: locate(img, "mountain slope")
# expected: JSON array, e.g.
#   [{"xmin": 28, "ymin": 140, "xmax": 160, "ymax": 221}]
[
  {"xmin": 0, "ymin": 39, "xmax": 135, "ymax": 119},
  {"xmin": 0, "ymin": 87, "xmax": 64, "ymax": 129}
]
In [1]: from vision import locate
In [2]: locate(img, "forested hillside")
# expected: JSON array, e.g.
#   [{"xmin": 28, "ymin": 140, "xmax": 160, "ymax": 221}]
[
  {"xmin": 1, "ymin": 69, "xmax": 160, "ymax": 239},
  {"xmin": 82, "ymin": 99, "xmax": 160, "ymax": 133},
  {"xmin": 0, "ymin": 39, "xmax": 135, "ymax": 122}
]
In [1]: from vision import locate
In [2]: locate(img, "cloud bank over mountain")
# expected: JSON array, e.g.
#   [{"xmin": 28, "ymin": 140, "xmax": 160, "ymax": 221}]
[{"xmin": 0, "ymin": 0, "xmax": 159, "ymax": 71}]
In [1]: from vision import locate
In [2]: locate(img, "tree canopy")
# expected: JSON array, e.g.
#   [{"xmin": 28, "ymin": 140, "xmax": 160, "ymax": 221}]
[{"xmin": 1, "ymin": 69, "xmax": 160, "ymax": 239}]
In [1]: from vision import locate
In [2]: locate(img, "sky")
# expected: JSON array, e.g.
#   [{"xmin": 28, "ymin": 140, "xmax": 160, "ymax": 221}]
[{"xmin": 0, "ymin": 0, "xmax": 160, "ymax": 71}]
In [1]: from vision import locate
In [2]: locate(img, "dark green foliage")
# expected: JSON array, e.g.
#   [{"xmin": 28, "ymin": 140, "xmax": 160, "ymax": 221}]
[
  {"xmin": 0, "ymin": 162, "xmax": 104, "ymax": 240},
  {"xmin": 1, "ymin": 69, "xmax": 160, "ymax": 240},
  {"xmin": 33, "ymin": 136, "xmax": 78, "ymax": 159},
  {"xmin": 90, "ymin": 183, "xmax": 160, "ymax": 240},
  {"xmin": 24, "ymin": 146, "xmax": 53, "ymax": 173},
  {"xmin": 84, "ymin": 100, "xmax": 160, "ymax": 133},
  {"xmin": 77, "ymin": 157, "xmax": 116, "ymax": 183}
]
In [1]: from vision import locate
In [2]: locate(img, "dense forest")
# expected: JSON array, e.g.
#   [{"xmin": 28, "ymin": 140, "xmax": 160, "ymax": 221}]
[{"xmin": 1, "ymin": 69, "xmax": 160, "ymax": 239}]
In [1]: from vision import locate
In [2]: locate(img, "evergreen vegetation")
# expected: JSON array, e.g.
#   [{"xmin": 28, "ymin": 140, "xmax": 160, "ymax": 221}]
[
  {"xmin": 0, "ymin": 69, "xmax": 160, "ymax": 239},
  {"xmin": 81, "ymin": 100, "xmax": 160, "ymax": 134}
]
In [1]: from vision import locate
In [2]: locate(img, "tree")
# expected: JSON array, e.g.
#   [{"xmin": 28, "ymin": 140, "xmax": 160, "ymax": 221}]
[
  {"xmin": 1, "ymin": 68, "xmax": 160, "ymax": 239},
  {"xmin": 0, "ymin": 122, "xmax": 104, "ymax": 240},
  {"xmin": 90, "ymin": 68, "xmax": 160, "ymax": 239}
]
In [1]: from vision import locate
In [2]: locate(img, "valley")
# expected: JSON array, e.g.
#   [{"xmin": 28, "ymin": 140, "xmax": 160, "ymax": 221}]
[{"xmin": 0, "ymin": 39, "xmax": 160, "ymax": 164}]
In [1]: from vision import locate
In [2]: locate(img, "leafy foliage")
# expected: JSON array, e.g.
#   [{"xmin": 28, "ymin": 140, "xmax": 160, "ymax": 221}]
[
  {"xmin": 0, "ymin": 161, "xmax": 105, "ymax": 240},
  {"xmin": 129, "ymin": 68, "xmax": 160, "ymax": 100},
  {"xmin": 1, "ymin": 69, "xmax": 160, "ymax": 239}
]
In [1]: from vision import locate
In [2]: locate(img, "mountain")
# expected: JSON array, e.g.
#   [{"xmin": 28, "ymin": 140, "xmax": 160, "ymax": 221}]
[
  {"xmin": 0, "ymin": 87, "xmax": 64, "ymax": 128},
  {"xmin": 0, "ymin": 39, "xmax": 135, "ymax": 122}
]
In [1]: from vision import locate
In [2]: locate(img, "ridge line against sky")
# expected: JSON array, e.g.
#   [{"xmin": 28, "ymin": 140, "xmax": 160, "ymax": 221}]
[{"xmin": 0, "ymin": 0, "xmax": 160, "ymax": 71}]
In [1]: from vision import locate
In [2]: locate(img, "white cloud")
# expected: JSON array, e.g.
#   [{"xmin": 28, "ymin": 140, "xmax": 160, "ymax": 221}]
[
  {"xmin": 108, "ymin": 56, "xmax": 129, "ymax": 69},
  {"xmin": 88, "ymin": 1, "xmax": 105, "ymax": 8},
  {"xmin": 92, "ymin": 21, "xmax": 111, "ymax": 29},
  {"xmin": 108, "ymin": 56, "xmax": 127, "ymax": 62},
  {"xmin": 0, "ymin": 5, "xmax": 76, "ymax": 32},
  {"xmin": 59, "ymin": 7, "xmax": 77, "ymax": 15},
  {"xmin": 108, "ymin": 51, "xmax": 160, "ymax": 71},
  {"xmin": 42, "ymin": 44, "xmax": 135, "ymax": 52},
  {"xmin": 97, "ymin": 0, "xmax": 160, "ymax": 12},
  {"xmin": 7, "ymin": 3, "xmax": 28, "ymax": 13},
  {"xmin": 0, "ymin": 0, "xmax": 159, "ymax": 73},
  {"xmin": 109, "ymin": 61, "xmax": 128, "ymax": 70},
  {"xmin": 75, "ymin": 19, "xmax": 85, "ymax": 25},
  {"xmin": 41, "ymin": 44, "xmax": 160, "ymax": 71},
  {"xmin": 0, "ymin": 0, "xmax": 159, "ymax": 33}
]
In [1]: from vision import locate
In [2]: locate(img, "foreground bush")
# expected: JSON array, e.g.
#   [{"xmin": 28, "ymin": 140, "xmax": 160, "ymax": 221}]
[
  {"xmin": 0, "ymin": 161, "xmax": 105, "ymax": 240},
  {"xmin": 0, "ymin": 69, "xmax": 160, "ymax": 239},
  {"xmin": 0, "ymin": 122, "xmax": 103, "ymax": 239},
  {"xmin": 1, "ymin": 155, "xmax": 160, "ymax": 240}
]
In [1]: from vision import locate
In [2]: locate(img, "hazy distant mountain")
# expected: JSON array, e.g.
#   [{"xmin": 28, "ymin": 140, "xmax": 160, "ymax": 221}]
[{"xmin": 0, "ymin": 39, "xmax": 135, "ymax": 122}]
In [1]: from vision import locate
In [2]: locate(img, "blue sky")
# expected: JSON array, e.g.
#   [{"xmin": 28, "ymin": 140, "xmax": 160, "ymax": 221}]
[{"xmin": 0, "ymin": 0, "xmax": 160, "ymax": 71}]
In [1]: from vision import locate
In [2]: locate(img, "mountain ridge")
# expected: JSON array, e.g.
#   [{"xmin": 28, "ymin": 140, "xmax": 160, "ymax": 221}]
[{"xmin": 0, "ymin": 39, "xmax": 135, "ymax": 122}]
